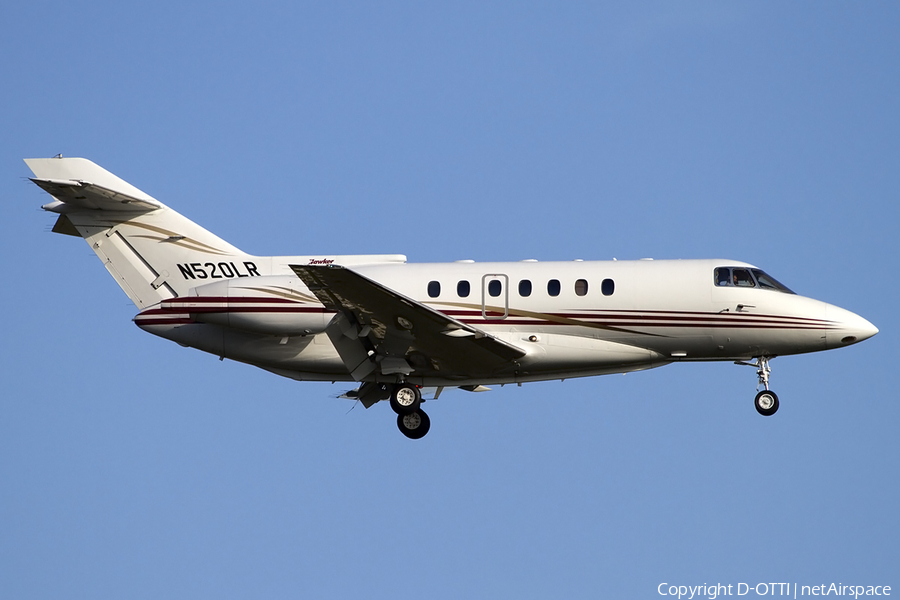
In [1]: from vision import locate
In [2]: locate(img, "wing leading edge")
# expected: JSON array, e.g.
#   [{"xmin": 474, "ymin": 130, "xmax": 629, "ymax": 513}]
[{"xmin": 290, "ymin": 264, "xmax": 525, "ymax": 382}]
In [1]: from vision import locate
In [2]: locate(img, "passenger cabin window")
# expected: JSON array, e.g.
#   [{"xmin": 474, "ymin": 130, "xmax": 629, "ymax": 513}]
[
  {"xmin": 488, "ymin": 279, "xmax": 502, "ymax": 297},
  {"xmin": 427, "ymin": 281, "xmax": 441, "ymax": 298},
  {"xmin": 713, "ymin": 267, "xmax": 794, "ymax": 294},
  {"xmin": 601, "ymin": 278, "xmax": 615, "ymax": 296},
  {"xmin": 457, "ymin": 280, "xmax": 470, "ymax": 297},
  {"xmin": 575, "ymin": 279, "xmax": 588, "ymax": 296},
  {"xmin": 519, "ymin": 279, "xmax": 532, "ymax": 297},
  {"xmin": 547, "ymin": 279, "xmax": 561, "ymax": 297}
]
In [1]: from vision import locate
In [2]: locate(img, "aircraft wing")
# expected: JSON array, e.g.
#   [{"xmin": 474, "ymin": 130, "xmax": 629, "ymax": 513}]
[{"xmin": 290, "ymin": 264, "xmax": 526, "ymax": 381}]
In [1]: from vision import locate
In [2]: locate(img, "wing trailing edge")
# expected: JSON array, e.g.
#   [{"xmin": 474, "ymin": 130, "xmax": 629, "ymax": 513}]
[{"xmin": 291, "ymin": 264, "xmax": 526, "ymax": 381}]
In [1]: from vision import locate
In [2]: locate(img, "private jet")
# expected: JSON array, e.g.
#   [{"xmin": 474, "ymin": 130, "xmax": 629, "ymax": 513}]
[{"xmin": 26, "ymin": 156, "xmax": 878, "ymax": 438}]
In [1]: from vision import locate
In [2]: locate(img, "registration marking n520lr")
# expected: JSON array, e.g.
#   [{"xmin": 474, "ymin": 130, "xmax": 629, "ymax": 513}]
[{"xmin": 177, "ymin": 261, "xmax": 260, "ymax": 280}]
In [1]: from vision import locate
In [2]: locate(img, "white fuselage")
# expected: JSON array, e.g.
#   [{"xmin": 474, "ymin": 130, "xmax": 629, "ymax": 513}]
[
  {"xmin": 25, "ymin": 156, "xmax": 879, "ymax": 434},
  {"xmin": 135, "ymin": 256, "xmax": 877, "ymax": 387}
]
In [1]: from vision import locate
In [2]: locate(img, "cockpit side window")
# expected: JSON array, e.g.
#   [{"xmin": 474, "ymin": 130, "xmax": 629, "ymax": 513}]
[
  {"xmin": 751, "ymin": 269, "xmax": 795, "ymax": 294},
  {"xmin": 713, "ymin": 266, "xmax": 795, "ymax": 294},
  {"xmin": 732, "ymin": 268, "xmax": 755, "ymax": 287},
  {"xmin": 715, "ymin": 268, "xmax": 731, "ymax": 286}
]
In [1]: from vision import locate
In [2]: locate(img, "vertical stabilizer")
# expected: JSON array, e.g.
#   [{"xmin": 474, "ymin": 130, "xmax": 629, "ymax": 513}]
[{"xmin": 26, "ymin": 157, "xmax": 249, "ymax": 309}]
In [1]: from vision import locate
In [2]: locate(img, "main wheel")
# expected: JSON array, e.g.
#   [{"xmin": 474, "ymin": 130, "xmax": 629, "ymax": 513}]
[
  {"xmin": 390, "ymin": 384, "xmax": 421, "ymax": 415},
  {"xmin": 754, "ymin": 390, "xmax": 779, "ymax": 416},
  {"xmin": 397, "ymin": 409, "xmax": 431, "ymax": 439}
]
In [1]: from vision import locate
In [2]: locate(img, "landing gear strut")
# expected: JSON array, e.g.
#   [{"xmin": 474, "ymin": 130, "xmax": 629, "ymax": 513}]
[{"xmin": 737, "ymin": 357, "xmax": 779, "ymax": 416}]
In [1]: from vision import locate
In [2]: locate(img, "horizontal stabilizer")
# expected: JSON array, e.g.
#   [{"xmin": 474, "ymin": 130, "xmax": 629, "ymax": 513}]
[{"xmin": 25, "ymin": 157, "xmax": 161, "ymax": 212}]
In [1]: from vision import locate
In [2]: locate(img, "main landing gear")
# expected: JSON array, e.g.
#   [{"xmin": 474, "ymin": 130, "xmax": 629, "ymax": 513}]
[
  {"xmin": 737, "ymin": 357, "xmax": 779, "ymax": 416},
  {"xmin": 389, "ymin": 383, "xmax": 431, "ymax": 439},
  {"xmin": 397, "ymin": 410, "xmax": 431, "ymax": 440}
]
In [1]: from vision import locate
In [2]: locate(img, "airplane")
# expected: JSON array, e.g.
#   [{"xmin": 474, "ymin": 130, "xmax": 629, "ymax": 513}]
[{"xmin": 25, "ymin": 156, "xmax": 878, "ymax": 439}]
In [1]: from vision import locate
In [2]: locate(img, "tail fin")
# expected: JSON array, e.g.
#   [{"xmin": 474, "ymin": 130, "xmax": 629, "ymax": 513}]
[{"xmin": 26, "ymin": 157, "xmax": 249, "ymax": 309}]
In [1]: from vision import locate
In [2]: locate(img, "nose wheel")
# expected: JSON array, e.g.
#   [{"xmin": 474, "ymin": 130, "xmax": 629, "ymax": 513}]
[
  {"xmin": 737, "ymin": 356, "xmax": 780, "ymax": 416},
  {"xmin": 754, "ymin": 389, "xmax": 779, "ymax": 416}
]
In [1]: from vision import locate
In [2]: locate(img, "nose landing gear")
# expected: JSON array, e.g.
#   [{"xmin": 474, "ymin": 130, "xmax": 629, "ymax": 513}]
[
  {"xmin": 754, "ymin": 389, "xmax": 779, "ymax": 416},
  {"xmin": 737, "ymin": 357, "xmax": 779, "ymax": 416}
]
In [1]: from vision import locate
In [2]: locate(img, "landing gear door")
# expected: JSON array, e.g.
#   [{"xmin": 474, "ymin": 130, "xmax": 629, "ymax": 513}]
[{"xmin": 481, "ymin": 274, "xmax": 508, "ymax": 320}]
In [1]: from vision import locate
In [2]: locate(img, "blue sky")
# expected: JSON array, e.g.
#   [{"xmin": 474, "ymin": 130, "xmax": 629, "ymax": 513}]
[{"xmin": 2, "ymin": 2, "xmax": 897, "ymax": 598}]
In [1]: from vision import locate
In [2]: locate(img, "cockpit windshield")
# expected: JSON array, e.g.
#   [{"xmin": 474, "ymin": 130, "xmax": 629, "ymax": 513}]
[{"xmin": 713, "ymin": 267, "xmax": 795, "ymax": 294}]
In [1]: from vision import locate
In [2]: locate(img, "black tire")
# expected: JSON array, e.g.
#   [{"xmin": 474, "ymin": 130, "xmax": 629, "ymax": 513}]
[
  {"xmin": 390, "ymin": 384, "xmax": 421, "ymax": 415},
  {"xmin": 754, "ymin": 390, "xmax": 779, "ymax": 416},
  {"xmin": 397, "ymin": 409, "xmax": 431, "ymax": 439}
]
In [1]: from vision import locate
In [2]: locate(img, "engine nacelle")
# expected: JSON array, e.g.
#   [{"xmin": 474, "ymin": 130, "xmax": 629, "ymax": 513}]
[{"xmin": 162, "ymin": 275, "xmax": 331, "ymax": 336}]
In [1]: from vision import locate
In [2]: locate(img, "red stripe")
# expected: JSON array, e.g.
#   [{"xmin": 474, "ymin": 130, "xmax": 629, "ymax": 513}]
[
  {"xmin": 164, "ymin": 296, "xmax": 301, "ymax": 304},
  {"xmin": 440, "ymin": 309, "xmax": 832, "ymax": 325},
  {"xmin": 135, "ymin": 318, "xmax": 193, "ymax": 326},
  {"xmin": 173, "ymin": 306, "xmax": 330, "ymax": 315},
  {"xmin": 456, "ymin": 319, "xmax": 836, "ymax": 330}
]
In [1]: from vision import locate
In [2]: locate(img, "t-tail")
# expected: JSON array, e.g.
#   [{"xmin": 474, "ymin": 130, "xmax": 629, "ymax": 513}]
[{"xmin": 26, "ymin": 157, "xmax": 257, "ymax": 309}]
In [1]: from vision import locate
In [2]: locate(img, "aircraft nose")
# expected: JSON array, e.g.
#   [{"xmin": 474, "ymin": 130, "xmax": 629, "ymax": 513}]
[{"xmin": 826, "ymin": 304, "xmax": 878, "ymax": 348}]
